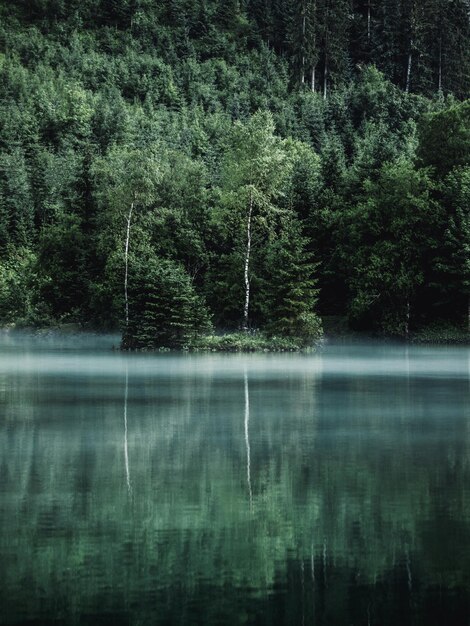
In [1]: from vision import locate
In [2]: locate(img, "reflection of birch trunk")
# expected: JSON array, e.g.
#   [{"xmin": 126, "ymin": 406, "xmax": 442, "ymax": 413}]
[
  {"xmin": 406, "ymin": 548, "xmax": 412, "ymax": 591},
  {"xmin": 124, "ymin": 364, "xmax": 132, "ymax": 494},
  {"xmin": 243, "ymin": 189, "xmax": 253, "ymax": 331},
  {"xmin": 244, "ymin": 367, "xmax": 252, "ymax": 508},
  {"xmin": 311, "ymin": 545, "xmax": 315, "ymax": 620},
  {"xmin": 124, "ymin": 196, "xmax": 135, "ymax": 328}
]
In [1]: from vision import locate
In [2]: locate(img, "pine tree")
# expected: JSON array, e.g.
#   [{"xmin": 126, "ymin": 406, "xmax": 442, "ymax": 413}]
[
  {"xmin": 122, "ymin": 255, "xmax": 212, "ymax": 349},
  {"xmin": 263, "ymin": 217, "xmax": 321, "ymax": 342},
  {"xmin": 286, "ymin": 0, "xmax": 320, "ymax": 89}
]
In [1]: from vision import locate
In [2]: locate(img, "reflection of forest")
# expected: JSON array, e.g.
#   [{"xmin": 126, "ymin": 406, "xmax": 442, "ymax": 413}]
[{"xmin": 0, "ymin": 351, "xmax": 470, "ymax": 624}]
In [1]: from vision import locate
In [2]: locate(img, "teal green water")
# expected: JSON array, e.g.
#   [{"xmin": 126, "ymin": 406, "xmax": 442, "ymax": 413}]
[{"xmin": 0, "ymin": 334, "xmax": 469, "ymax": 625}]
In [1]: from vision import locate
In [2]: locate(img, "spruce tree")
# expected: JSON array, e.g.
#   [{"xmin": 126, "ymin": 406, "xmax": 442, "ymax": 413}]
[
  {"xmin": 263, "ymin": 217, "xmax": 321, "ymax": 343},
  {"xmin": 122, "ymin": 255, "xmax": 212, "ymax": 349}
]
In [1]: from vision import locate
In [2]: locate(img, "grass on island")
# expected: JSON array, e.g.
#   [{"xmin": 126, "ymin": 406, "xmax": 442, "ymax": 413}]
[
  {"xmin": 411, "ymin": 322, "xmax": 469, "ymax": 345},
  {"xmin": 188, "ymin": 331, "xmax": 320, "ymax": 352}
]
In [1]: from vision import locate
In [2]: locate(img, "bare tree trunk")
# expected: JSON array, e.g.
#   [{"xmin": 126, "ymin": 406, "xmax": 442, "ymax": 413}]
[
  {"xmin": 405, "ymin": 42, "xmax": 413, "ymax": 93},
  {"xmin": 311, "ymin": 0, "xmax": 317, "ymax": 92},
  {"xmin": 438, "ymin": 35, "xmax": 442, "ymax": 92},
  {"xmin": 301, "ymin": 11, "xmax": 306, "ymax": 84},
  {"xmin": 124, "ymin": 195, "xmax": 135, "ymax": 328},
  {"xmin": 243, "ymin": 189, "xmax": 253, "ymax": 331},
  {"xmin": 367, "ymin": 0, "xmax": 371, "ymax": 41},
  {"xmin": 323, "ymin": 0, "xmax": 328, "ymax": 100},
  {"xmin": 405, "ymin": 299, "xmax": 410, "ymax": 338}
]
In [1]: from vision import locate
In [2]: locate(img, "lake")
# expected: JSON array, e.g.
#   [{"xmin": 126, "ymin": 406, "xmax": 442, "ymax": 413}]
[{"xmin": 0, "ymin": 333, "xmax": 469, "ymax": 625}]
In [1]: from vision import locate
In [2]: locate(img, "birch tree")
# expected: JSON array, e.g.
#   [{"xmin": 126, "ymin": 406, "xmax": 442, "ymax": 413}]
[
  {"xmin": 92, "ymin": 145, "xmax": 161, "ymax": 329},
  {"xmin": 218, "ymin": 111, "xmax": 292, "ymax": 331}
]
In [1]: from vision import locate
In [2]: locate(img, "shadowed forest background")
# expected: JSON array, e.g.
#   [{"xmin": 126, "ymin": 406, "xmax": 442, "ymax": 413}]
[{"xmin": 0, "ymin": 0, "xmax": 469, "ymax": 346}]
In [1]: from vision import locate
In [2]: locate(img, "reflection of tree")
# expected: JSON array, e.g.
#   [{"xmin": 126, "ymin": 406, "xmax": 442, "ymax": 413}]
[
  {"xmin": 244, "ymin": 367, "xmax": 252, "ymax": 509},
  {"xmin": 1, "ymin": 352, "xmax": 470, "ymax": 625},
  {"xmin": 124, "ymin": 363, "xmax": 131, "ymax": 494}
]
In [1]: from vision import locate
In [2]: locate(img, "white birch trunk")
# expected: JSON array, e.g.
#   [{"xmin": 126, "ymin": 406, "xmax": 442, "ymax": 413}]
[
  {"xmin": 323, "ymin": 0, "xmax": 328, "ymax": 100},
  {"xmin": 311, "ymin": 0, "xmax": 317, "ymax": 92},
  {"xmin": 243, "ymin": 189, "xmax": 253, "ymax": 331},
  {"xmin": 405, "ymin": 299, "xmax": 410, "ymax": 338},
  {"xmin": 124, "ymin": 196, "xmax": 135, "ymax": 328},
  {"xmin": 405, "ymin": 42, "xmax": 413, "ymax": 93}
]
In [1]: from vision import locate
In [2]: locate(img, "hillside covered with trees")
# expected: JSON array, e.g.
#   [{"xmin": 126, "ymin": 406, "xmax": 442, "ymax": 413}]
[{"xmin": 0, "ymin": 0, "xmax": 469, "ymax": 346}]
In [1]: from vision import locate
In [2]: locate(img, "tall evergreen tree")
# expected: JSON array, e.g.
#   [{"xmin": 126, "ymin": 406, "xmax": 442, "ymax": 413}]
[{"xmin": 263, "ymin": 217, "xmax": 321, "ymax": 342}]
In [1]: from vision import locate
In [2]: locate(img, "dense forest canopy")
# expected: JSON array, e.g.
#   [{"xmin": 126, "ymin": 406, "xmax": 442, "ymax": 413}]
[{"xmin": 0, "ymin": 0, "xmax": 469, "ymax": 345}]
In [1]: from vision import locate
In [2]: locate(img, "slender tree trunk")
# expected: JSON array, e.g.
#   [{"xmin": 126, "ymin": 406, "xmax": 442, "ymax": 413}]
[
  {"xmin": 367, "ymin": 0, "xmax": 371, "ymax": 41},
  {"xmin": 124, "ymin": 195, "xmax": 135, "ymax": 328},
  {"xmin": 301, "ymin": 11, "xmax": 306, "ymax": 84},
  {"xmin": 438, "ymin": 35, "xmax": 442, "ymax": 92},
  {"xmin": 405, "ymin": 299, "xmax": 410, "ymax": 338},
  {"xmin": 243, "ymin": 189, "xmax": 253, "ymax": 331},
  {"xmin": 311, "ymin": 0, "xmax": 317, "ymax": 92},
  {"xmin": 323, "ymin": 0, "xmax": 328, "ymax": 100},
  {"xmin": 405, "ymin": 44, "xmax": 412, "ymax": 93}
]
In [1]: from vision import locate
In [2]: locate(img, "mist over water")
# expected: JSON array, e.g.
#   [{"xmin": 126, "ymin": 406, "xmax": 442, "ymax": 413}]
[{"xmin": 0, "ymin": 332, "xmax": 469, "ymax": 625}]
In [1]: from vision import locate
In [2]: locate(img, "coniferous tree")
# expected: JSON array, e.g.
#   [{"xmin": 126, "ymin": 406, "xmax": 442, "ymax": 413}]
[
  {"xmin": 263, "ymin": 217, "xmax": 321, "ymax": 342},
  {"xmin": 122, "ymin": 255, "xmax": 212, "ymax": 349}
]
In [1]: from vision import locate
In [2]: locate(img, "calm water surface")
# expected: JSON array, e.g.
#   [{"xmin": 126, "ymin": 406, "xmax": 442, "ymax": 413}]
[{"xmin": 0, "ymin": 333, "xmax": 469, "ymax": 625}]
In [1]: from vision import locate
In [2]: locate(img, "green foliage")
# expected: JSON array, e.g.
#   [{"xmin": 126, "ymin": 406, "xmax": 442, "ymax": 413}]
[
  {"xmin": 215, "ymin": 111, "xmax": 301, "ymax": 330},
  {"xmin": 122, "ymin": 255, "xmax": 212, "ymax": 349},
  {"xmin": 0, "ymin": 247, "xmax": 43, "ymax": 324},
  {"xmin": 346, "ymin": 159, "xmax": 441, "ymax": 334},
  {"xmin": 262, "ymin": 218, "xmax": 321, "ymax": 343},
  {"xmin": 0, "ymin": 1, "xmax": 468, "ymax": 341},
  {"xmin": 418, "ymin": 100, "xmax": 470, "ymax": 177},
  {"xmin": 431, "ymin": 166, "xmax": 470, "ymax": 325},
  {"xmin": 190, "ymin": 331, "xmax": 314, "ymax": 352},
  {"xmin": 37, "ymin": 214, "xmax": 89, "ymax": 320}
]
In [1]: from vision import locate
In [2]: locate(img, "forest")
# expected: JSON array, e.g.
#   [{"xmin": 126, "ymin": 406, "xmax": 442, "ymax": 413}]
[{"xmin": 0, "ymin": 0, "xmax": 469, "ymax": 347}]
